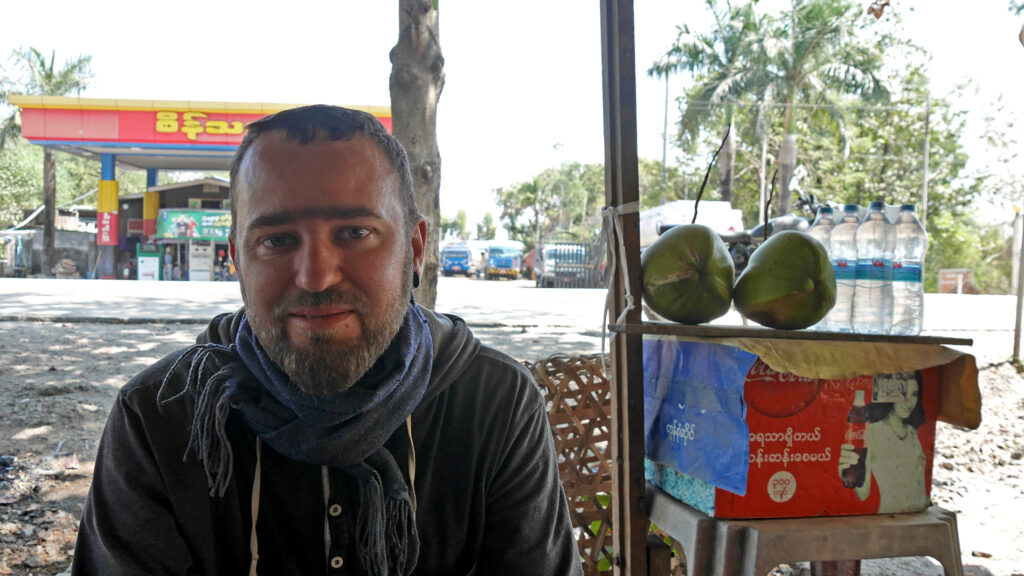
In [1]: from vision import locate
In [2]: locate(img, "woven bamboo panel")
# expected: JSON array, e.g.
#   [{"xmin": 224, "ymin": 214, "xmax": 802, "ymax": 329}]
[
  {"xmin": 527, "ymin": 353, "xmax": 615, "ymax": 576},
  {"xmin": 527, "ymin": 353, "xmax": 688, "ymax": 576}
]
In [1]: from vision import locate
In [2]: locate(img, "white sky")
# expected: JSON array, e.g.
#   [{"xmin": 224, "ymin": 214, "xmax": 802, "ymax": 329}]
[{"xmin": 4, "ymin": 1, "xmax": 1022, "ymax": 227}]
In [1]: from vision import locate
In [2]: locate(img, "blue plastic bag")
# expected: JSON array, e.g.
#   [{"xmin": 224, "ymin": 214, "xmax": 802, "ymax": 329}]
[{"xmin": 643, "ymin": 338, "xmax": 757, "ymax": 495}]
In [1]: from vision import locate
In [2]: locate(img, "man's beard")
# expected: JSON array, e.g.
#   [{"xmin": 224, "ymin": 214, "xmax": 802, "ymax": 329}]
[{"xmin": 241, "ymin": 263, "xmax": 412, "ymax": 398}]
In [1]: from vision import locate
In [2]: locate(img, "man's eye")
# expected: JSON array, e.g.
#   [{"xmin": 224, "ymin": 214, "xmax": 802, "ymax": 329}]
[
  {"xmin": 261, "ymin": 235, "xmax": 294, "ymax": 248},
  {"xmin": 341, "ymin": 227, "xmax": 371, "ymax": 240}
]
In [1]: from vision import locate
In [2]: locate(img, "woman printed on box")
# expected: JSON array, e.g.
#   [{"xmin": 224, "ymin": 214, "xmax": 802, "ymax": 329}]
[{"xmin": 837, "ymin": 371, "xmax": 928, "ymax": 513}]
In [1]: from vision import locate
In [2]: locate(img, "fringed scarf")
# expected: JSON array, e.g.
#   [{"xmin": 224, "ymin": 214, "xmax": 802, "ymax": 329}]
[{"xmin": 157, "ymin": 303, "xmax": 433, "ymax": 576}]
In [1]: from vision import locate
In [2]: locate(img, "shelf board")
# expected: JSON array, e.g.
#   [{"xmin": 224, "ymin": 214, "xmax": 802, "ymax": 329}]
[{"xmin": 607, "ymin": 321, "xmax": 973, "ymax": 347}]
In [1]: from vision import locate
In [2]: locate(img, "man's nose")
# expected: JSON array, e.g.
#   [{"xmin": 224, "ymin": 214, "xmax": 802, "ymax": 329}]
[{"xmin": 294, "ymin": 239, "xmax": 343, "ymax": 293}]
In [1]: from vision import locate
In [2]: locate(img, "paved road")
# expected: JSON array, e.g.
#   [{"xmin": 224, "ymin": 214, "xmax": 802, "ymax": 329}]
[
  {"xmin": 0, "ymin": 276, "xmax": 611, "ymax": 326},
  {"xmin": 0, "ymin": 276, "xmax": 1016, "ymax": 328},
  {"xmin": 0, "ymin": 276, "xmax": 1019, "ymax": 359},
  {"xmin": 0, "ymin": 277, "xmax": 612, "ymax": 362}
]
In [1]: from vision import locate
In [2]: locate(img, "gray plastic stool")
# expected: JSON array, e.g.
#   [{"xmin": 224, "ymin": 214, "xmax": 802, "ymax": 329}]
[{"xmin": 647, "ymin": 484, "xmax": 964, "ymax": 576}]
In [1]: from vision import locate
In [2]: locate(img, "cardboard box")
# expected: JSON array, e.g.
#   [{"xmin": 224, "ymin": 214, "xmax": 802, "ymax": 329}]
[{"xmin": 643, "ymin": 336, "xmax": 978, "ymax": 519}]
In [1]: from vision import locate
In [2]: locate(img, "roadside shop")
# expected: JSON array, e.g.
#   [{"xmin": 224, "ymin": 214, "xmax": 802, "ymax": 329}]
[{"xmin": 118, "ymin": 178, "xmax": 233, "ymax": 281}]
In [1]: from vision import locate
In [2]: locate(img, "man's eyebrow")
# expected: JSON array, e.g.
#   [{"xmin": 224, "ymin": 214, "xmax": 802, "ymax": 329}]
[{"xmin": 246, "ymin": 206, "xmax": 384, "ymax": 232}]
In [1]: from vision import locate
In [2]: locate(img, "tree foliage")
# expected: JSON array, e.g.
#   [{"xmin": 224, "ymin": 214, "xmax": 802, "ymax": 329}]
[
  {"xmin": 0, "ymin": 137, "xmax": 158, "ymax": 229},
  {"xmin": 648, "ymin": 2, "xmax": 1020, "ymax": 293},
  {"xmin": 492, "ymin": 158, "xmax": 713, "ymax": 252},
  {"xmin": 440, "ymin": 209, "xmax": 467, "ymax": 240},
  {"xmin": 475, "ymin": 212, "xmax": 496, "ymax": 241},
  {"xmin": 0, "ymin": 141, "xmax": 37, "ymax": 227},
  {"xmin": 654, "ymin": 0, "xmax": 889, "ymax": 213},
  {"xmin": 1, "ymin": 48, "xmax": 92, "ymax": 148},
  {"xmin": 492, "ymin": 162, "xmax": 606, "ymax": 252}
]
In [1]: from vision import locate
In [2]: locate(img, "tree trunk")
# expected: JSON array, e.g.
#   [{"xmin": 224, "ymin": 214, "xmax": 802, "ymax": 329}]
[
  {"xmin": 778, "ymin": 133, "xmax": 797, "ymax": 216},
  {"xmin": 390, "ymin": 0, "xmax": 445, "ymax": 309},
  {"xmin": 43, "ymin": 147, "xmax": 56, "ymax": 275},
  {"xmin": 718, "ymin": 122, "xmax": 736, "ymax": 204}
]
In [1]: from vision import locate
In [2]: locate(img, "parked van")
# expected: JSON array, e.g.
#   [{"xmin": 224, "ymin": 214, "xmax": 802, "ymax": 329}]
[
  {"xmin": 485, "ymin": 244, "xmax": 522, "ymax": 280},
  {"xmin": 441, "ymin": 243, "xmax": 475, "ymax": 277}
]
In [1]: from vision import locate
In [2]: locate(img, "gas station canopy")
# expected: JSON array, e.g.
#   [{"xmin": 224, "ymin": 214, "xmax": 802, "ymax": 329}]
[{"xmin": 8, "ymin": 95, "xmax": 392, "ymax": 172}]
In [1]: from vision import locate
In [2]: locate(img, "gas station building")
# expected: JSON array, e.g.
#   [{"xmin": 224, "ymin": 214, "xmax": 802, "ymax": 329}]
[{"xmin": 9, "ymin": 95, "xmax": 390, "ymax": 280}]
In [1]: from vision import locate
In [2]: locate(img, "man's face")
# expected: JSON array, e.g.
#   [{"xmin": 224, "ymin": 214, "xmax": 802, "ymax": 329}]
[{"xmin": 230, "ymin": 132, "xmax": 426, "ymax": 397}]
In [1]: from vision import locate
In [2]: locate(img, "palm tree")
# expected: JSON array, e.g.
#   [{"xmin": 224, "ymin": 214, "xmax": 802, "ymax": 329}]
[
  {"xmin": 765, "ymin": 0, "xmax": 888, "ymax": 213},
  {"xmin": 1, "ymin": 48, "xmax": 92, "ymax": 273},
  {"xmin": 652, "ymin": 0, "xmax": 888, "ymax": 216},
  {"xmin": 649, "ymin": 0, "xmax": 769, "ymax": 205}
]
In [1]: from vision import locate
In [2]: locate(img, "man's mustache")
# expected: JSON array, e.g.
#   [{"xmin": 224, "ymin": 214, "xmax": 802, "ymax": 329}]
[{"xmin": 274, "ymin": 288, "xmax": 369, "ymax": 317}]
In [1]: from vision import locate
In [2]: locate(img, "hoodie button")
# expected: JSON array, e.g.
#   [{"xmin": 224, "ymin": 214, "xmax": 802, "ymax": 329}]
[
  {"xmin": 328, "ymin": 504, "xmax": 342, "ymax": 517},
  {"xmin": 330, "ymin": 556, "xmax": 344, "ymax": 569}
]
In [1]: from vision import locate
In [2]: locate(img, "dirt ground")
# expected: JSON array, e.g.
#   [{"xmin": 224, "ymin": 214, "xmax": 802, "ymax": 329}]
[{"xmin": 0, "ymin": 320, "xmax": 1021, "ymax": 575}]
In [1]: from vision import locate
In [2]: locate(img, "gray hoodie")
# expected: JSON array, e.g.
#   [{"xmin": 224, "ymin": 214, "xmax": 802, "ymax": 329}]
[{"xmin": 72, "ymin": 307, "xmax": 582, "ymax": 576}]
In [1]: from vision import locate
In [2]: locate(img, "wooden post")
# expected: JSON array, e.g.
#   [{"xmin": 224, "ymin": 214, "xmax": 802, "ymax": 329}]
[{"xmin": 600, "ymin": 0, "xmax": 646, "ymax": 574}]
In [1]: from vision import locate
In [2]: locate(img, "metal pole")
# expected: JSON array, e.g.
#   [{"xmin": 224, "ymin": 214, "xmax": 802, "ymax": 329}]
[
  {"xmin": 1014, "ymin": 212, "xmax": 1024, "ymax": 360},
  {"xmin": 921, "ymin": 96, "xmax": 931, "ymax": 226},
  {"xmin": 759, "ymin": 108, "xmax": 768, "ymax": 226},
  {"xmin": 662, "ymin": 75, "xmax": 669, "ymax": 184},
  {"xmin": 1013, "ymin": 209, "xmax": 1022, "ymax": 295}
]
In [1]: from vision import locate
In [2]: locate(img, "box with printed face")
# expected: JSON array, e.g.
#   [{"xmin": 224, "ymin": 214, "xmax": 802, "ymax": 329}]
[{"xmin": 642, "ymin": 337, "xmax": 966, "ymax": 519}]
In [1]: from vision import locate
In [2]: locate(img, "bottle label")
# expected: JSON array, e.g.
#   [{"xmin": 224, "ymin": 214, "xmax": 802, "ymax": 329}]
[
  {"xmin": 893, "ymin": 262, "xmax": 923, "ymax": 282},
  {"xmin": 833, "ymin": 259, "xmax": 857, "ymax": 281},
  {"xmin": 856, "ymin": 258, "xmax": 892, "ymax": 281}
]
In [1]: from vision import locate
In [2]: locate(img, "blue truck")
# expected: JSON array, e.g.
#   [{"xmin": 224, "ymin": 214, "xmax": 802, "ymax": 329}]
[
  {"xmin": 485, "ymin": 243, "xmax": 521, "ymax": 280},
  {"xmin": 441, "ymin": 244, "xmax": 475, "ymax": 277}
]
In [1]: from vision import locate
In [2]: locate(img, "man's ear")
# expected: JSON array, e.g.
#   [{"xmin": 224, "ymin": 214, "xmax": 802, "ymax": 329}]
[{"xmin": 411, "ymin": 217, "xmax": 427, "ymax": 277}]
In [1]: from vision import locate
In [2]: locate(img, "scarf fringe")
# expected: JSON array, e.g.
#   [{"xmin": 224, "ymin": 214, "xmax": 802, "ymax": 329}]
[
  {"xmin": 355, "ymin": 474, "xmax": 418, "ymax": 576},
  {"xmin": 157, "ymin": 343, "xmax": 240, "ymax": 497}
]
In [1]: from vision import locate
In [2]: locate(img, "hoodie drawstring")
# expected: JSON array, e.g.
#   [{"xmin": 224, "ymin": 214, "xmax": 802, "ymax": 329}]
[
  {"xmin": 249, "ymin": 438, "xmax": 262, "ymax": 576},
  {"xmin": 406, "ymin": 416, "xmax": 417, "ymax": 513}
]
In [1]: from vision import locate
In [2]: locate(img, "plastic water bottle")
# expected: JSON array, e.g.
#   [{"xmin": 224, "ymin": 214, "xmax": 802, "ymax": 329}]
[
  {"xmin": 892, "ymin": 204, "xmax": 927, "ymax": 335},
  {"xmin": 826, "ymin": 204, "xmax": 860, "ymax": 332},
  {"xmin": 808, "ymin": 206, "xmax": 836, "ymax": 256},
  {"xmin": 852, "ymin": 201, "xmax": 894, "ymax": 334},
  {"xmin": 807, "ymin": 206, "xmax": 836, "ymax": 330}
]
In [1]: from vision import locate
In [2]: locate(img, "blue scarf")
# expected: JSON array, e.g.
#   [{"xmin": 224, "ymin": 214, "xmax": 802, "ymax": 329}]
[{"xmin": 159, "ymin": 302, "xmax": 433, "ymax": 576}]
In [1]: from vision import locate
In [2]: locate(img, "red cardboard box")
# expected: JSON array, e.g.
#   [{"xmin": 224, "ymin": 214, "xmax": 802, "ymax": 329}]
[{"xmin": 643, "ymin": 336, "xmax": 979, "ymax": 519}]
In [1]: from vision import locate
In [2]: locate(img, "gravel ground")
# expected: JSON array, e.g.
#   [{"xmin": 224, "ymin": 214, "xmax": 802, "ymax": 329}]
[{"xmin": 0, "ymin": 320, "xmax": 1020, "ymax": 575}]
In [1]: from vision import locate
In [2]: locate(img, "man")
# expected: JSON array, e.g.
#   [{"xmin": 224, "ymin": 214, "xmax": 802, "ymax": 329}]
[{"xmin": 72, "ymin": 105, "xmax": 582, "ymax": 576}]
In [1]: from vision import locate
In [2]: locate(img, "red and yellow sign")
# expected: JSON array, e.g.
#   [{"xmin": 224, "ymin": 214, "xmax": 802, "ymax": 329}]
[
  {"xmin": 10, "ymin": 96, "xmax": 392, "ymax": 145},
  {"xmin": 97, "ymin": 180, "xmax": 120, "ymax": 246}
]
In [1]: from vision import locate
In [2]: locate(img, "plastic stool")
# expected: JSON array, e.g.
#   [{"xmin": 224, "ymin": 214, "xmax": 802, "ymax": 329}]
[{"xmin": 647, "ymin": 484, "xmax": 964, "ymax": 576}]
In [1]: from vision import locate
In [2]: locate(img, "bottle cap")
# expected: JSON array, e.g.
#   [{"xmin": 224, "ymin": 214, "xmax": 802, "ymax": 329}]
[
  {"xmin": 900, "ymin": 204, "xmax": 915, "ymax": 211},
  {"xmin": 818, "ymin": 206, "xmax": 834, "ymax": 214},
  {"xmin": 868, "ymin": 201, "xmax": 885, "ymax": 210}
]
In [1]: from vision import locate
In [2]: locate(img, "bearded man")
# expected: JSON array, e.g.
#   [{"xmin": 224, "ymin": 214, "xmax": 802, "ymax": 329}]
[{"xmin": 72, "ymin": 105, "xmax": 582, "ymax": 576}]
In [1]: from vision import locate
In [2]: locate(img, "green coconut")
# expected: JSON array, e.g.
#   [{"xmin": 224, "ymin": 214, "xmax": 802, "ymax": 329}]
[
  {"xmin": 733, "ymin": 230, "xmax": 837, "ymax": 330},
  {"xmin": 641, "ymin": 224, "xmax": 735, "ymax": 325}
]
